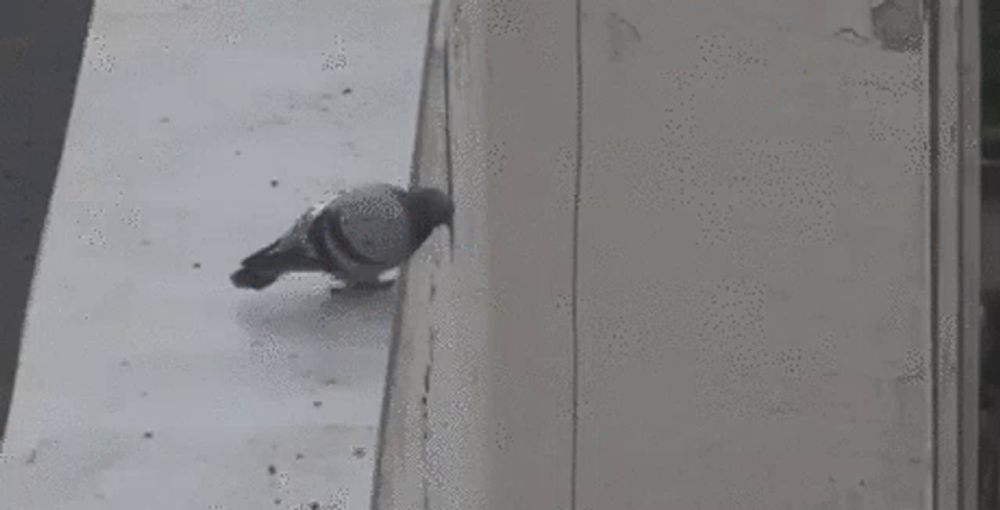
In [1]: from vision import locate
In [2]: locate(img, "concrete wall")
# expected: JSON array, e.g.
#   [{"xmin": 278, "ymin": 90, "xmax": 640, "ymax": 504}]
[
  {"xmin": 374, "ymin": 1, "xmax": 577, "ymax": 508},
  {"xmin": 375, "ymin": 0, "xmax": 980, "ymax": 508}
]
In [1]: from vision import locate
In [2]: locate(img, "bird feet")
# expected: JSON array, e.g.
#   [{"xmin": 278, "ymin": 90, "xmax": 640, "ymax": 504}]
[
  {"xmin": 329, "ymin": 279, "xmax": 396, "ymax": 296},
  {"xmin": 351, "ymin": 280, "xmax": 397, "ymax": 291}
]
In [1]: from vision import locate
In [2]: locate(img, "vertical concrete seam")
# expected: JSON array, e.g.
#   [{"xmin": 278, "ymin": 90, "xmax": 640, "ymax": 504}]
[
  {"xmin": 571, "ymin": 0, "xmax": 584, "ymax": 509},
  {"xmin": 443, "ymin": 26, "xmax": 456, "ymax": 262},
  {"xmin": 926, "ymin": 0, "xmax": 941, "ymax": 506},
  {"xmin": 957, "ymin": 0, "xmax": 982, "ymax": 505},
  {"xmin": 951, "ymin": 0, "xmax": 964, "ymax": 504}
]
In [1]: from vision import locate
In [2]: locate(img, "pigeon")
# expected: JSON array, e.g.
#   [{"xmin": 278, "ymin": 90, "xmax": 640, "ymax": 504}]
[{"xmin": 230, "ymin": 183, "xmax": 453, "ymax": 292}]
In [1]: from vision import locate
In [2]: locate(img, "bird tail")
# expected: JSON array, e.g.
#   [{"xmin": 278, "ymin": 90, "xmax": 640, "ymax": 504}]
[
  {"xmin": 230, "ymin": 239, "xmax": 289, "ymax": 290},
  {"xmin": 230, "ymin": 266, "xmax": 281, "ymax": 290},
  {"xmin": 231, "ymin": 236, "xmax": 326, "ymax": 290}
]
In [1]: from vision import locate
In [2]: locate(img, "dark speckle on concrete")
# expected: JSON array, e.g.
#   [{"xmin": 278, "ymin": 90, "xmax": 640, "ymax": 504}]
[
  {"xmin": 270, "ymin": 179, "xmax": 279, "ymax": 188},
  {"xmin": 160, "ymin": 116, "xmax": 170, "ymax": 124},
  {"xmin": 352, "ymin": 446, "xmax": 366, "ymax": 459},
  {"xmin": 309, "ymin": 503, "xmax": 320, "ymax": 510},
  {"xmin": 296, "ymin": 453, "xmax": 305, "ymax": 460},
  {"xmin": 192, "ymin": 262, "xmax": 201, "ymax": 269},
  {"xmin": 143, "ymin": 431, "xmax": 154, "ymax": 439},
  {"xmin": 342, "ymin": 88, "xmax": 352, "ymax": 95},
  {"xmin": 235, "ymin": 150, "xmax": 242, "ymax": 156},
  {"xmin": 312, "ymin": 400, "xmax": 323, "ymax": 408},
  {"xmin": 267, "ymin": 464, "xmax": 277, "ymax": 475},
  {"xmin": 273, "ymin": 499, "xmax": 281, "ymax": 506}
]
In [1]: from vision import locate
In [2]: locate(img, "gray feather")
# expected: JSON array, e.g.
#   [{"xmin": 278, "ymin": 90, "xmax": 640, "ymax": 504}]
[{"xmin": 231, "ymin": 182, "xmax": 452, "ymax": 291}]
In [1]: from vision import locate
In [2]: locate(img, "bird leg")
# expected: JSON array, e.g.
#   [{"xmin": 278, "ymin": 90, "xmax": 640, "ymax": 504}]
[
  {"xmin": 352, "ymin": 268, "xmax": 402, "ymax": 290},
  {"xmin": 328, "ymin": 271, "xmax": 397, "ymax": 295},
  {"xmin": 333, "ymin": 269, "xmax": 399, "ymax": 294},
  {"xmin": 349, "ymin": 280, "xmax": 397, "ymax": 291},
  {"xmin": 329, "ymin": 280, "xmax": 395, "ymax": 296}
]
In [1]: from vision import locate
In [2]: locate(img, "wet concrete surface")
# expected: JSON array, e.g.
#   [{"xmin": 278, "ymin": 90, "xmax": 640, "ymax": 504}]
[
  {"xmin": 0, "ymin": 0, "xmax": 95, "ymax": 443},
  {"xmin": 0, "ymin": 0, "xmax": 430, "ymax": 508}
]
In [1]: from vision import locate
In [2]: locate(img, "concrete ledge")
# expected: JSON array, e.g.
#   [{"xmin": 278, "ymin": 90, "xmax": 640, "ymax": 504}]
[{"xmin": 0, "ymin": 0, "xmax": 95, "ymax": 445}]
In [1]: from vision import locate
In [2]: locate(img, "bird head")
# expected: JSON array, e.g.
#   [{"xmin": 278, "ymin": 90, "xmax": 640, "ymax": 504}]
[{"xmin": 405, "ymin": 186, "xmax": 454, "ymax": 246}]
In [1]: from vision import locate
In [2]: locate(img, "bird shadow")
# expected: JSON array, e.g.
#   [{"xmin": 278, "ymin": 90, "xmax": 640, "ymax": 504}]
[{"xmin": 233, "ymin": 279, "xmax": 399, "ymax": 350}]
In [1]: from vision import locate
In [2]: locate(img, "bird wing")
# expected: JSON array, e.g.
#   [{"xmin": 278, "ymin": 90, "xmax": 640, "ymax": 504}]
[
  {"xmin": 239, "ymin": 204, "xmax": 327, "ymax": 272},
  {"xmin": 334, "ymin": 187, "xmax": 411, "ymax": 266}
]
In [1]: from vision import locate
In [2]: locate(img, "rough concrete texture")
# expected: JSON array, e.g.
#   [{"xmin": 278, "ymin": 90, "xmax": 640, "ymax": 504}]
[
  {"xmin": 376, "ymin": 0, "xmax": 978, "ymax": 508},
  {"xmin": 0, "ymin": 0, "xmax": 431, "ymax": 508},
  {"xmin": 578, "ymin": 2, "xmax": 933, "ymax": 508}
]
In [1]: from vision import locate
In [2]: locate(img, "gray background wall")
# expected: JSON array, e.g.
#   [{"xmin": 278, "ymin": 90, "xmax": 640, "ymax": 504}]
[{"xmin": 375, "ymin": 0, "xmax": 980, "ymax": 508}]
